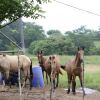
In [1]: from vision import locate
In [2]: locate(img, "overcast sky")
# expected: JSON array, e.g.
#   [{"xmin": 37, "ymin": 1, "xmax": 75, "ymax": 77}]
[{"xmin": 23, "ymin": 0, "xmax": 100, "ymax": 33}]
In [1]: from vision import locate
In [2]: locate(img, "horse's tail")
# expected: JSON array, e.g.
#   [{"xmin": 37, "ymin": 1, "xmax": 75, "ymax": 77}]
[
  {"xmin": 61, "ymin": 65, "xmax": 66, "ymax": 70},
  {"xmin": 30, "ymin": 59, "xmax": 33, "ymax": 89}
]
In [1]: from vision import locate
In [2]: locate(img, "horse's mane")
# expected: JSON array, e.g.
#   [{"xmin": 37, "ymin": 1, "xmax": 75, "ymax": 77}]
[{"xmin": 75, "ymin": 52, "xmax": 79, "ymax": 62}]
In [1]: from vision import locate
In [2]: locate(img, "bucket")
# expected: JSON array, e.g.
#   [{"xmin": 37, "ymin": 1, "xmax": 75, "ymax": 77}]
[{"xmin": 32, "ymin": 66, "xmax": 44, "ymax": 88}]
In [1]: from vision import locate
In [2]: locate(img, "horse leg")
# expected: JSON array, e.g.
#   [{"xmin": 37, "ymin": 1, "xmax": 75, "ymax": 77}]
[
  {"xmin": 72, "ymin": 75, "xmax": 76, "ymax": 95},
  {"xmin": 29, "ymin": 63, "xmax": 33, "ymax": 90},
  {"xmin": 22, "ymin": 76, "xmax": 28, "ymax": 89},
  {"xmin": 53, "ymin": 79, "xmax": 56, "ymax": 90},
  {"xmin": 22, "ymin": 70, "xmax": 28, "ymax": 89},
  {"xmin": 5, "ymin": 71, "xmax": 12, "ymax": 88},
  {"xmin": 1, "ymin": 72, "xmax": 6, "ymax": 90},
  {"xmin": 56, "ymin": 74, "xmax": 59, "ymax": 88},
  {"xmin": 42, "ymin": 70, "xmax": 44, "ymax": 79},
  {"xmin": 67, "ymin": 75, "xmax": 72, "ymax": 94},
  {"xmin": 46, "ymin": 72, "xmax": 49, "ymax": 84},
  {"xmin": 79, "ymin": 75, "xmax": 85, "ymax": 95}
]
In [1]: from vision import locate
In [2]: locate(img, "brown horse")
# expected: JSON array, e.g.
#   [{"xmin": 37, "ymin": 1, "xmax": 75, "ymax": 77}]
[
  {"xmin": 37, "ymin": 51, "xmax": 62, "ymax": 88},
  {"xmin": 61, "ymin": 47, "xmax": 85, "ymax": 95},
  {"xmin": 49, "ymin": 55, "xmax": 62, "ymax": 89},
  {"xmin": 37, "ymin": 51, "xmax": 50, "ymax": 84},
  {"xmin": 0, "ymin": 54, "xmax": 33, "ymax": 90}
]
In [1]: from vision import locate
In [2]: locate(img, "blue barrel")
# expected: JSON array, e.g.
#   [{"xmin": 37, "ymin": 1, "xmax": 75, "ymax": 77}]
[{"xmin": 32, "ymin": 66, "xmax": 44, "ymax": 88}]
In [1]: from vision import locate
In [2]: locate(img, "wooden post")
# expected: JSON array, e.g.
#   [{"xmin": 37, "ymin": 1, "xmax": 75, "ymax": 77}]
[
  {"xmin": 82, "ymin": 61, "xmax": 85, "ymax": 100},
  {"xmin": 18, "ymin": 53, "xmax": 23, "ymax": 100},
  {"xmin": 50, "ymin": 61, "xmax": 54, "ymax": 100},
  {"xmin": 50, "ymin": 77, "xmax": 53, "ymax": 100}
]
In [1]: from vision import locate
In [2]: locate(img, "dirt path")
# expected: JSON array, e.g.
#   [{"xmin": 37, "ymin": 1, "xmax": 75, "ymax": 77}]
[{"xmin": 0, "ymin": 86, "xmax": 100, "ymax": 100}]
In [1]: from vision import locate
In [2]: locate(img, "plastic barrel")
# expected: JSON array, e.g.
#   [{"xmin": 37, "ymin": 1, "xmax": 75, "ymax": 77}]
[{"xmin": 32, "ymin": 66, "xmax": 44, "ymax": 88}]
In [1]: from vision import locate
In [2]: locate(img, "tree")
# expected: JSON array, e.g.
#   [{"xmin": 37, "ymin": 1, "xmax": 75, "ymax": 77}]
[
  {"xmin": 64, "ymin": 31, "xmax": 73, "ymax": 36},
  {"xmin": 68, "ymin": 34, "xmax": 95, "ymax": 55},
  {"xmin": 0, "ymin": 19, "xmax": 23, "ymax": 50},
  {"xmin": 73, "ymin": 26, "xmax": 92, "ymax": 35},
  {"xmin": 0, "ymin": 0, "xmax": 50, "ymax": 28},
  {"xmin": 29, "ymin": 36, "xmax": 75, "ymax": 55},
  {"xmin": 47, "ymin": 29, "xmax": 63, "ymax": 37},
  {"xmin": 0, "ymin": 20, "xmax": 46, "ymax": 50},
  {"xmin": 24, "ymin": 22, "xmax": 46, "ymax": 47}
]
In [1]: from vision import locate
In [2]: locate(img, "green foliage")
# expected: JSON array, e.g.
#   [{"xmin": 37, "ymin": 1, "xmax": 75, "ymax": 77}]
[
  {"xmin": 24, "ymin": 22, "xmax": 46, "ymax": 47},
  {"xmin": 29, "ymin": 33, "xmax": 95, "ymax": 55},
  {"xmin": 47, "ymin": 29, "xmax": 62, "ymax": 37},
  {"xmin": 0, "ymin": 0, "xmax": 50, "ymax": 28},
  {"xmin": 94, "ymin": 41, "xmax": 100, "ymax": 48},
  {"xmin": 0, "ymin": 20, "xmax": 46, "ymax": 51},
  {"xmin": 0, "ymin": 22, "xmax": 100, "ymax": 55},
  {"xmin": 29, "ymin": 36, "xmax": 75, "ymax": 55},
  {"xmin": 69, "ymin": 34, "xmax": 95, "ymax": 55}
]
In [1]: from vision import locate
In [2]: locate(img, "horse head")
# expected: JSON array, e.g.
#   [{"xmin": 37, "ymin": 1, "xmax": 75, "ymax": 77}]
[
  {"xmin": 49, "ymin": 55, "xmax": 62, "ymax": 79},
  {"xmin": 77, "ymin": 47, "xmax": 84, "ymax": 63},
  {"xmin": 37, "ymin": 50, "xmax": 44, "ymax": 65}
]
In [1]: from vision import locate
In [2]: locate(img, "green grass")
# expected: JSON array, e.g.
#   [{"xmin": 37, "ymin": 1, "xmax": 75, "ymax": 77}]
[
  {"xmin": 94, "ymin": 41, "xmax": 100, "ymax": 48},
  {"xmin": 60, "ymin": 55, "xmax": 100, "ymax": 65},
  {"xmin": 58, "ymin": 71, "xmax": 100, "ymax": 91},
  {"xmin": 84, "ymin": 56, "xmax": 100, "ymax": 65},
  {"xmin": 84, "ymin": 72, "xmax": 100, "ymax": 90}
]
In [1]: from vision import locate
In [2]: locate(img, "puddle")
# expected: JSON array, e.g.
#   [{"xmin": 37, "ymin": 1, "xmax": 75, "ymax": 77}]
[{"xmin": 64, "ymin": 88, "xmax": 98, "ymax": 94}]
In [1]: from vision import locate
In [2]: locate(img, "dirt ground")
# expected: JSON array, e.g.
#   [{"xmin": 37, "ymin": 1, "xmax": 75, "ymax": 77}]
[{"xmin": 0, "ymin": 85, "xmax": 100, "ymax": 100}]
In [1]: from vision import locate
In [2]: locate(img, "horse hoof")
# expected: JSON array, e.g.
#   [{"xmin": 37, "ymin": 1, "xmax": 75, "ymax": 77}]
[
  {"xmin": 67, "ymin": 90, "xmax": 70, "ymax": 94},
  {"xmin": 83, "ymin": 92, "xmax": 86, "ymax": 96},
  {"xmin": 73, "ymin": 92, "xmax": 76, "ymax": 95}
]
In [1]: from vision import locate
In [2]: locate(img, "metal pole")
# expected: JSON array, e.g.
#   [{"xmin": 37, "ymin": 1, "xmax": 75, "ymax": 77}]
[{"xmin": 19, "ymin": 18, "xmax": 25, "ymax": 53}]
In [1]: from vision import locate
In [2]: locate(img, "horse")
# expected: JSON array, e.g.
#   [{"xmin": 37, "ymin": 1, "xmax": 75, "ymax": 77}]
[
  {"xmin": 0, "ymin": 54, "xmax": 33, "ymax": 90},
  {"xmin": 37, "ymin": 51, "xmax": 62, "ymax": 88},
  {"xmin": 37, "ymin": 51, "xmax": 50, "ymax": 84},
  {"xmin": 61, "ymin": 47, "xmax": 85, "ymax": 95},
  {"xmin": 48, "ymin": 55, "xmax": 63, "ymax": 90}
]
